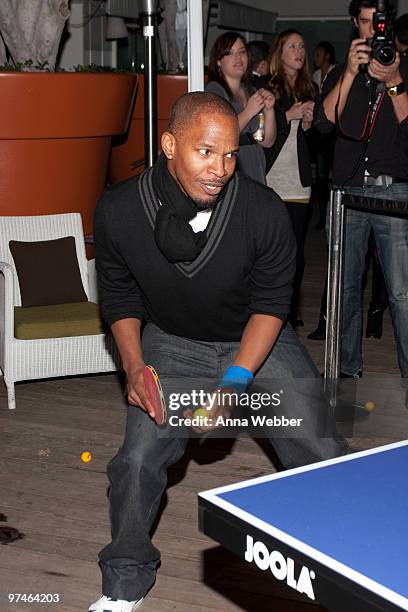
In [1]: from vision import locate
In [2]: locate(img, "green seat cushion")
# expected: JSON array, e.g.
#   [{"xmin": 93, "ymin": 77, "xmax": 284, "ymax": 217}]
[{"xmin": 14, "ymin": 302, "xmax": 109, "ymax": 340}]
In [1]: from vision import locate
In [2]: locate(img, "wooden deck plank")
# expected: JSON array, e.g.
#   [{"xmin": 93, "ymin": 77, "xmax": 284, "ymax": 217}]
[{"xmin": 0, "ymin": 223, "xmax": 405, "ymax": 611}]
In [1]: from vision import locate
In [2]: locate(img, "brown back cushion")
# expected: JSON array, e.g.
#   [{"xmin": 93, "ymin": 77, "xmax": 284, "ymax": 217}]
[{"xmin": 9, "ymin": 237, "xmax": 88, "ymax": 307}]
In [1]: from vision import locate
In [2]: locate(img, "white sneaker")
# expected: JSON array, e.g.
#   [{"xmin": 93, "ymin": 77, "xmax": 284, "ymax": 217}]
[{"xmin": 88, "ymin": 595, "xmax": 144, "ymax": 612}]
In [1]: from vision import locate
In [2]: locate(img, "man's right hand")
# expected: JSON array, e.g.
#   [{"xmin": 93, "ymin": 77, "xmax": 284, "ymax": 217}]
[
  {"xmin": 126, "ymin": 363, "xmax": 156, "ymax": 419},
  {"xmin": 183, "ymin": 387, "xmax": 236, "ymax": 433},
  {"xmin": 346, "ymin": 38, "xmax": 372, "ymax": 76}
]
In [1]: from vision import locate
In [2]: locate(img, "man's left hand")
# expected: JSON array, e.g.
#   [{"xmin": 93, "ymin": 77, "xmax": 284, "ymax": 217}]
[{"xmin": 368, "ymin": 53, "xmax": 402, "ymax": 86}]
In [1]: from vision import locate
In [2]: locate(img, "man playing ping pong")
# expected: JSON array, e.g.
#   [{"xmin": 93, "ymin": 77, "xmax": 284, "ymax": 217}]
[{"xmin": 90, "ymin": 92, "xmax": 347, "ymax": 612}]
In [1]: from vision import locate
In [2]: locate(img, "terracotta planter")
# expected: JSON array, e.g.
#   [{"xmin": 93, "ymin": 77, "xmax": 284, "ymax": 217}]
[
  {"xmin": 109, "ymin": 74, "xmax": 187, "ymax": 184},
  {"xmin": 0, "ymin": 72, "xmax": 137, "ymax": 234}
]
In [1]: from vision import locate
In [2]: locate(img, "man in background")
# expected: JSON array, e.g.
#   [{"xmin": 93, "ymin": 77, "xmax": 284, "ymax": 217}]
[
  {"xmin": 247, "ymin": 40, "xmax": 271, "ymax": 88},
  {"xmin": 313, "ymin": 41, "xmax": 336, "ymax": 91},
  {"xmin": 316, "ymin": 0, "xmax": 408, "ymax": 398}
]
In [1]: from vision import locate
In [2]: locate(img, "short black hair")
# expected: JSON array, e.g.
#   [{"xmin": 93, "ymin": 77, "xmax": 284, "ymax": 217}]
[
  {"xmin": 349, "ymin": 0, "xmax": 376, "ymax": 19},
  {"xmin": 246, "ymin": 40, "xmax": 270, "ymax": 72},
  {"xmin": 349, "ymin": 0, "xmax": 396, "ymax": 19},
  {"xmin": 167, "ymin": 91, "xmax": 238, "ymax": 137},
  {"xmin": 315, "ymin": 41, "xmax": 336, "ymax": 64},
  {"xmin": 395, "ymin": 13, "xmax": 408, "ymax": 45}
]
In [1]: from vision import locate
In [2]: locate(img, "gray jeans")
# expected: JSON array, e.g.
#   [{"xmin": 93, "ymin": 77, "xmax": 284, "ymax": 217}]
[{"xmin": 98, "ymin": 323, "xmax": 347, "ymax": 600}]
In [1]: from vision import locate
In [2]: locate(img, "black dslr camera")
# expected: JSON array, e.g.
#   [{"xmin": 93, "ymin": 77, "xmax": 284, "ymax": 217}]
[{"xmin": 368, "ymin": 0, "xmax": 396, "ymax": 65}]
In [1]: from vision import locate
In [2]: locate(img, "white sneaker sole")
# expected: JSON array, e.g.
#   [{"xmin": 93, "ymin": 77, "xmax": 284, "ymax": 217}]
[{"xmin": 88, "ymin": 597, "xmax": 144, "ymax": 612}]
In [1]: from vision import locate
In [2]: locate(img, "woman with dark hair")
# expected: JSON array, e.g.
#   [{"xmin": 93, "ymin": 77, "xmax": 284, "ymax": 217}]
[
  {"xmin": 205, "ymin": 31, "xmax": 276, "ymax": 184},
  {"xmin": 266, "ymin": 29, "xmax": 316, "ymax": 327}
]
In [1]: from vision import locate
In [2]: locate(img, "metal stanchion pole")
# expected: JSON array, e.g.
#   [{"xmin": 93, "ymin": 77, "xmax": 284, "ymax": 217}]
[
  {"xmin": 140, "ymin": 0, "xmax": 160, "ymax": 168},
  {"xmin": 324, "ymin": 188, "xmax": 346, "ymax": 406}
]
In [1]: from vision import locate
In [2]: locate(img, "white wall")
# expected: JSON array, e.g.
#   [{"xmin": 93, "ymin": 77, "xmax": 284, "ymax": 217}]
[
  {"xmin": 231, "ymin": 0, "xmax": 351, "ymax": 19},
  {"xmin": 232, "ymin": 0, "xmax": 406, "ymax": 18},
  {"xmin": 204, "ymin": 1, "xmax": 351, "ymax": 61}
]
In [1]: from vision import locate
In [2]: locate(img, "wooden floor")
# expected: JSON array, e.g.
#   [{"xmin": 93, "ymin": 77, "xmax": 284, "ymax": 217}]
[{"xmin": 1, "ymin": 218, "xmax": 407, "ymax": 612}]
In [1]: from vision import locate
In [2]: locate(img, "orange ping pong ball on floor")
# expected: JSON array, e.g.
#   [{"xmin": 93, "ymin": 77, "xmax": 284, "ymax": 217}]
[
  {"xmin": 365, "ymin": 401, "xmax": 375, "ymax": 411},
  {"xmin": 81, "ymin": 451, "xmax": 92, "ymax": 463}
]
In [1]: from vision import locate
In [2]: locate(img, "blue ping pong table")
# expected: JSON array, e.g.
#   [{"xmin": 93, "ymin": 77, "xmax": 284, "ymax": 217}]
[{"xmin": 198, "ymin": 440, "xmax": 408, "ymax": 612}]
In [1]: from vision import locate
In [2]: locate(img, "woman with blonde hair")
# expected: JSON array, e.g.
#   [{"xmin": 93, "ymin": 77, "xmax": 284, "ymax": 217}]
[
  {"xmin": 206, "ymin": 31, "xmax": 276, "ymax": 184},
  {"xmin": 266, "ymin": 29, "xmax": 316, "ymax": 327}
]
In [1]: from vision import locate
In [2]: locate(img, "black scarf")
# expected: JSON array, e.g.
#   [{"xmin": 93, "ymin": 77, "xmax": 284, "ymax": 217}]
[{"xmin": 153, "ymin": 154, "xmax": 215, "ymax": 263}]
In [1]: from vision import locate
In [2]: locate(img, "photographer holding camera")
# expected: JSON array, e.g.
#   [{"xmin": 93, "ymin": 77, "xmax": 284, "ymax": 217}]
[{"xmin": 316, "ymin": 0, "xmax": 408, "ymax": 398}]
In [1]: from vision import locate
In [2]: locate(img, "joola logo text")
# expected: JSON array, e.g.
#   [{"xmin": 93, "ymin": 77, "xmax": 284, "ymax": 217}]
[{"xmin": 244, "ymin": 535, "xmax": 316, "ymax": 600}]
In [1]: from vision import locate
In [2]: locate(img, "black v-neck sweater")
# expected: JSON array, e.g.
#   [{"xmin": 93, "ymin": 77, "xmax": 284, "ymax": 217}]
[{"xmin": 94, "ymin": 164, "xmax": 296, "ymax": 342}]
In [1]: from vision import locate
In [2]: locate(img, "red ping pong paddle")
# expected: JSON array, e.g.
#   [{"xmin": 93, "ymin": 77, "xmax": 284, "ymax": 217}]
[{"xmin": 143, "ymin": 365, "xmax": 167, "ymax": 425}]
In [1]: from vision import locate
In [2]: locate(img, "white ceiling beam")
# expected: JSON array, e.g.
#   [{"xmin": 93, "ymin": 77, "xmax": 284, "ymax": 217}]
[{"xmin": 187, "ymin": 0, "xmax": 204, "ymax": 92}]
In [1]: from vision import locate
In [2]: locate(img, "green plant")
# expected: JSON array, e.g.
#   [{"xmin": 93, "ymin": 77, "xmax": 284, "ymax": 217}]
[
  {"xmin": 0, "ymin": 59, "xmax": 52, "ymax": 71},
  {"xmin": 0, "ymin": 60, "xmax": 131, "ymax": 74}
]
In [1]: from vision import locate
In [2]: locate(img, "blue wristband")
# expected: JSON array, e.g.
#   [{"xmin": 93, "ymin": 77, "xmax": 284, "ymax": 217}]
[{"xmin": 220, "ymin": 365, "xmax": 254, "ymax": 395}]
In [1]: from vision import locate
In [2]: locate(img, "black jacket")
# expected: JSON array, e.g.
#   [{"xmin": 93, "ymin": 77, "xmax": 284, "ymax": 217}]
[{"xmin": 264, "ymin": 89, "xmax": 314, "ymax": 187}]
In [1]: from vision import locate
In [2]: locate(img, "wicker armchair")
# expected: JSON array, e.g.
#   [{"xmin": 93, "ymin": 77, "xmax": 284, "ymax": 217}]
[{"xmin": 0, "ymin": 213, "xmax": 120, "ymax": 409}]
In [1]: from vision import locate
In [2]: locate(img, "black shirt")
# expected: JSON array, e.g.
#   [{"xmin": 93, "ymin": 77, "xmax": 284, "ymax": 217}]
[
  {"xmin": 315, "ymin": 61, "xmax": 408, "ymax": 186},
  {"xmin": 94, "ymin": 164, "xmax": 296, "ymax": 342},
  {"xmin": 252, "ymin": 73, "xmax": 271, "ymax": 90}
]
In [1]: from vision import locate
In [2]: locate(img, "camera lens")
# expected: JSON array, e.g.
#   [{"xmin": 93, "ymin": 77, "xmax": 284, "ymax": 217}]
[{"xmin": 375, "ymin": 45, "xmax": 396, "ymax": 65}]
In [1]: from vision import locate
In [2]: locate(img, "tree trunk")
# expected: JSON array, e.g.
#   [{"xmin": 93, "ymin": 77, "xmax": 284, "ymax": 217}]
[
  {"xmin": 0, "ymin": 33, "xmax": 7, "ymax": 65},
  {"xmin": 0, "ymin": 0, "xmax": 70, "ymax": 71}
]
